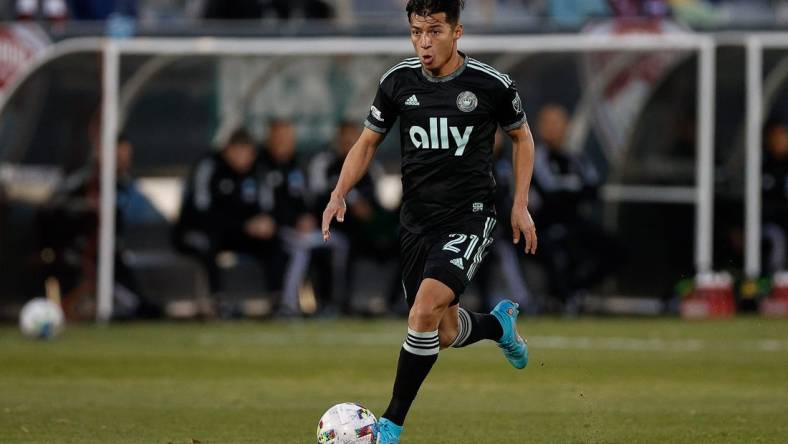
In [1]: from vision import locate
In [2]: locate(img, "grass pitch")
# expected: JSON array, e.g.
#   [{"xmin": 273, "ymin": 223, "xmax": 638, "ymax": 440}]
[{"xmin": 1, "ymin": 317, "xmax": 787, "ymax": 443}]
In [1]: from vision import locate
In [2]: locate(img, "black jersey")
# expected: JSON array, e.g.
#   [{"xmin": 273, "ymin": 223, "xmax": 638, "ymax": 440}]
[{"xmin": 364, "ymin": 52, "xmax": 526, "ymax": 234}]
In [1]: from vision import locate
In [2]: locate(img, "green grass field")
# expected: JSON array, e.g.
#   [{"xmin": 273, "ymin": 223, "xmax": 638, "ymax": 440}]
[{"xmin": 2, "ymin": 317, "xmax": 788, "ymax": 443}]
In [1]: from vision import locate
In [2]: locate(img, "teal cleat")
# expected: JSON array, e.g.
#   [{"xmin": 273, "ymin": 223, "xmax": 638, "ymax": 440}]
[
  {"xmin": 376, "ymin": 418, "xmax": 402, "ymax": 444},
  {"xmin": 491, "ymin": 299, "xmax": 529, "ymax": 369}
]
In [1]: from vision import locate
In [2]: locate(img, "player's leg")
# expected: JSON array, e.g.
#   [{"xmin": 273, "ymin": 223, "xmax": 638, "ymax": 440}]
[
  {"xmin": 434, "ymin": 298, "xmax": 504, "ymax": 350},
  {"xmin": 431, "ymin": 216, "xmax": 527, "ymax": 368},
  {"xmin": 442, "ymin": 304, "xmax": 504, "ymax": 349},
  {"xmin": 426, "ymin": 216, "xmax": 505, "ymax": 350},
  {"xmin": 438, "ymin": 304, "xmax": 458, "ymax": 348},
  {"xmin": 436, "ymin": 293, "xmax": 527, "ymax": 370},
  {"xmin": 381, "ymin": 278, "xmax": 454, "ymax": 427}
]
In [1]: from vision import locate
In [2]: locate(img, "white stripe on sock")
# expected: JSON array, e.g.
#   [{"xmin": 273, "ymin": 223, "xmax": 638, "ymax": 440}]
[{"xmin": 403, "ymin": 329, "xmax": 440, "ymax": 356}]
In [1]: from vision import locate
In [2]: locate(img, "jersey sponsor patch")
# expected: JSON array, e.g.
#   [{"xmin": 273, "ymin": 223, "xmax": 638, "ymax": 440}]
[
  {"xmin": 408, "ymin": 117, "xmax": 473, "ymax": 156},
  {"xmin": 451, "ymin": 258, "xmax": 465, "ymax": 270},
  {"xmin": 370, "ymin": 105, "xmax": 384, "ymax": 122},
  {"xmin": 456, "ymin": 91, "xmax": 478, "ymax": 112}
]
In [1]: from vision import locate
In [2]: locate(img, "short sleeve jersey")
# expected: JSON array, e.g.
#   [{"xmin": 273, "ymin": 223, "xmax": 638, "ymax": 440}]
[{"xmin": 365, "ymin": 53, "xmax": 526, "ymax": 234}]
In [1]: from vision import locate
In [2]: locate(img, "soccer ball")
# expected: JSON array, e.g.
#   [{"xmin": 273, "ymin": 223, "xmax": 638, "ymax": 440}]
[
  {"xmin": 316, "ymin": 402, "xmax": 378, "ymax": 444},
  {"xmin": 19, "ymin": 298, "xmax": 65, "ymax": 339}
]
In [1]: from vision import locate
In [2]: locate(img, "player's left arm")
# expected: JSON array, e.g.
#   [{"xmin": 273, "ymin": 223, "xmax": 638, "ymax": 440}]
[{"xmin": 508, "ymin": 122, "xmax": 537, "ymax": 255}]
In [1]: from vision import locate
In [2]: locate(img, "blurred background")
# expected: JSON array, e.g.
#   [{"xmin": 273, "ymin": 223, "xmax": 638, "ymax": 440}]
[{"xmin": 1, "ymin": 0, "xmax": 788, "ymax": 322}]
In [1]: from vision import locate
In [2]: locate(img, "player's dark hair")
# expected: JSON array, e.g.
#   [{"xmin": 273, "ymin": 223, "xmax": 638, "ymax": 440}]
[
  {"xmin": 226, "ymin": 127, "xmax": 254, "ymax": 147},
  {"xmin": 406, "ymin": 0, "xmax": 465, "ymax": 26}
]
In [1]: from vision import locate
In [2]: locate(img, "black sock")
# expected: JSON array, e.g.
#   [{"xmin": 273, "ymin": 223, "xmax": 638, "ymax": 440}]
[
  {"xmin": 451, "ymin": 307, "xmax": 503, "ymax": 348},
  {"xmin": 382, "ymin": 329, "xmax": 439, "ymax": 426}
]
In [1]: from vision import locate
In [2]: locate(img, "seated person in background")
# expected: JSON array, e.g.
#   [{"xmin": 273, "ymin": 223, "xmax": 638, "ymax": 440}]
[
  {"xmin": 308, "ymin": 121, "xmax": 400, "ymax": 314},
  {"xmin": 258, "ymin": 118, "xmax": 349, "ymax": 316},
  {"xmin": 762, "ymin": 120, "xmax": 788, "ymax": 273},
  {"xmin": 174, "ymin": 128, "xmax": 287, "ymax": 309},
  {"xmin": 39, "ymin": 134, "xmax": 163, "ymax": 319},
  {"xmin": 115, "ymin": 135, "xmax": 167, "ymax": 230},
  {"xmin": 475, "ymin": 130, "xmax": 532, "ymax": 313},
  {"xmin": 531, "ymin": 104, "xmax": 623, "ymax": 312}
]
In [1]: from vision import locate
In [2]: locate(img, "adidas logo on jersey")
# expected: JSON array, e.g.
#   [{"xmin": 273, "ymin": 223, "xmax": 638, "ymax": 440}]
[
  {"xmin": 409, "ymin": 117, "xmax": 474, "ymax": 156},
  {"xmin": 405, "ymin": 95, "xmax": 420, "ymax": 106},
  {"xmin": 451, "ymin": 258, "xmax": 464, "ymax": 270}
]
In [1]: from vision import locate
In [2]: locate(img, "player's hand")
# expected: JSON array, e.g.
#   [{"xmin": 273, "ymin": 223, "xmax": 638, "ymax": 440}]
[
  {"xmin": 511, "ymin": 206, "xmax": 537, "ymax": 254},
  {"xmin": 322, "ymin": 192, "xmax": 346, "ymax": 242}
]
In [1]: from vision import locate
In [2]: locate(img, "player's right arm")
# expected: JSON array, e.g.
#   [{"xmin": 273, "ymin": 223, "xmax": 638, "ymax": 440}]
[{"xmin": 322, "ymin": 128, "xmax": 386, "ymax": 241}]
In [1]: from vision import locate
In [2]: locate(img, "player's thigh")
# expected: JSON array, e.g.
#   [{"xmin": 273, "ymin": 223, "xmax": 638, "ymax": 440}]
[
  {"xmin": 409, "ymin": 278, "xmax": 455, "ymax": 331},
  {"xmin": 423, "ymin": 215, "xmax": 498, "ymax": 304}
]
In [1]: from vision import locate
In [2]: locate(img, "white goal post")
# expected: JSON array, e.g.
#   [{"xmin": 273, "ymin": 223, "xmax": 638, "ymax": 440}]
[
  {"xmin": 744, "ymin": 33, "xmax": 788, "ymax": 279},
  {"xmin": 97, "ymin": 34, "xmax": 716, "ymax": 321},
  {"xmin": 1, "ymin": 34, "xmax": 719, "ymax": 321}
]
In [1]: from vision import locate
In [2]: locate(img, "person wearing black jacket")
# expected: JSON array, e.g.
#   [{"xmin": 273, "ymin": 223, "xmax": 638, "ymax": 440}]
[
  {"xmin": 174, "ymin": 128, "xmax": 287, "ymax": 304},
  {"xmin": 257, "ymin": 119, "xmax": 345, "ymax": 315},
  {"xmin": 309, "ymin": 121, "xmax": 400, "ymax": 314},
  {"xmin": 530, "ymin": 104, "xmax": 623, "ymax": 312}
]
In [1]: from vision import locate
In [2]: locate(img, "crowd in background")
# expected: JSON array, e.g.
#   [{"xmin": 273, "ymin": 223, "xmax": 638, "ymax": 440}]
[
  {"xmin": 3, "ymin": 0, "xmax": 787, "ymax": 319},
  {"xmin": 34, "ymin": 102, "xmax": 644, "ymax": 320},
  {"xmin": 2, "ymin": 0, "xmax": 788, "ymax": 28}
]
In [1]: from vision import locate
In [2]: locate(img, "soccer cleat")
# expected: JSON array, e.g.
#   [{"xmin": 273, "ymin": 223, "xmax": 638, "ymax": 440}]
[
  {"xmin": 491, "ymin": 299, "xmax": 529, "ymax": 369},
  {"xmin": 376, "ymin": 418, "xmax": 402, "ymax": 444}
]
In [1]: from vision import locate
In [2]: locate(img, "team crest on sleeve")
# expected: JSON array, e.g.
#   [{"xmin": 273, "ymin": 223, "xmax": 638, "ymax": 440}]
[
  {"xmin": 456, "ymin": 91, "xmax": 478, "ymax": 112},
  {"xmin": 371, "ymin": 105, "xmax": 384, "ymax": 122},
  {"xmin": 512, "ymin": 92, "xmax": 522, "ymax": 113}
]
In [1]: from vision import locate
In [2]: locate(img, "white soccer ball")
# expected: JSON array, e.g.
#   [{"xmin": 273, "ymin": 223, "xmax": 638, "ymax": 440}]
[
  {"xmin": 317, "ymin": 402, "xmax": 378, "ymax": 444},
  {"xmin": 19, "ymin": 298, "xmax": 65, "ymax": 339}
]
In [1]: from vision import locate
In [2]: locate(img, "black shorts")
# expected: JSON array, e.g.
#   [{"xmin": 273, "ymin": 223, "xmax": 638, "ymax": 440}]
[{"xmin": 400, "ymin": 215, "xmax": 498, "ymax": 307}]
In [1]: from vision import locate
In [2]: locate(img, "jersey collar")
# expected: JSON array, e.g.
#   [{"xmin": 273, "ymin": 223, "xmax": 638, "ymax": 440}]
[{"xmin": 420, "ymin": 51, "xmax": 468, "ymax": 83}]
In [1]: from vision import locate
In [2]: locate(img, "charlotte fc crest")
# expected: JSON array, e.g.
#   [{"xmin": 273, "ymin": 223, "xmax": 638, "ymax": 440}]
[{"xmin": 456, "ymin": 91, "xmax": 478, "ymax": 112}]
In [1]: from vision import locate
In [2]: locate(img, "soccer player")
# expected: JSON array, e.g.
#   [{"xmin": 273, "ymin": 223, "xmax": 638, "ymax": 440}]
[{"xmin": 321, "ymin": 1, "xmax": 537, "ymax": 442}]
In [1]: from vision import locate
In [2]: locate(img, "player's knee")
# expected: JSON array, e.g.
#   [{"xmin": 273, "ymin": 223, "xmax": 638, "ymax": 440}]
[{"xmin": 408, "ymin": 302, "xmax": 443, "ymax": 330}]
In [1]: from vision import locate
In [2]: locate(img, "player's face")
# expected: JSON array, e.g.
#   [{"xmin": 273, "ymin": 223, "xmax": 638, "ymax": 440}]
[{"xmin": 409, "ymin": 13, "xmax": 462, "ymax": 75}]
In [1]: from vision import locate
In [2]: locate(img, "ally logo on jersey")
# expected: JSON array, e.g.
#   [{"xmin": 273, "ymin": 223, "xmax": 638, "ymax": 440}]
[{"xmin": 409, "ymin": 117, "xmax": 473, "ymax": 157}]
